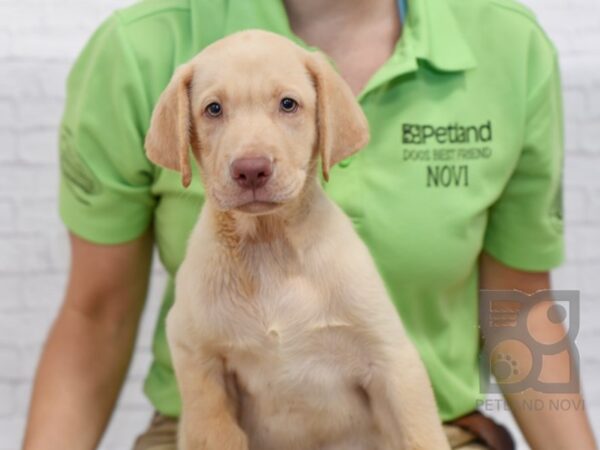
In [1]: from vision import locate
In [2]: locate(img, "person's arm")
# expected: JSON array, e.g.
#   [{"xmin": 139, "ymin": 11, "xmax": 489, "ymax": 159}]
[
  {"xmin": 22, "ymin": 230, "xmax": 154, "ymax": 450},
  {"xmin": 479, "ymin": 251, "xmax": 597, "ymax": 450}
]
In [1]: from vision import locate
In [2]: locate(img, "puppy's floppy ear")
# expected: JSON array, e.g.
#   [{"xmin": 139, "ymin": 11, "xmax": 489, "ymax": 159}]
[
  {"xmin": 145, "ymin": 63, "xmax": 195, "ymax": 188},
  {"xmin": 305, "ymin": 52, "xmax": 370, "ymax": 181}
]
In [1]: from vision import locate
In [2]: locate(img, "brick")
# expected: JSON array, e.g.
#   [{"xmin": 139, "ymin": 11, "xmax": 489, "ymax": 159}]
[
  {"xmin": 589, "ymin": 407, "xmax": 600, "ymax": 443},
  {"xmin": 11, "ymin": 30, "xmax": 89, "ymax": 61},
  {"xmin": 21, "ymin": 273, "xmax": 65, "ymax": 310},
  {"xmin": 0, "ymin": 347, "xmax": 20, "ymax": 380},
  {"xmin": 563, "ymin": 119, "xmax": 581, "ymax": 153},
  {"xmin": 0, "ymin": 62, "xmax": 43, "ymax": 100},
  {"xmin": 562, "ymin": 221, "xmax": 579, "ymax": 264},
  {"xmin": 137, "ymin": 292, "xmax": 163, "ymax": 346},
  {"xmin": 127, "ymin": 350, "xmax": 152, "ymax": 381},
  {"xmin": 137, "ymin": 319, "xmax": 157, "ymax": 349},
  {"xmin": 47, "ymin": 228, "xmax": 70, "ymax": 272},
  {"xmin": 0, "ymin": 314, "xmax": 53, "ymax": 348},
  {"xmin": 580, "ymin": 264, "xmax": 600, "ymax": 297},
  {"xmin": 579, "ymin": 121, "xmax": 600, "ymax": 154},
  {"xmin": 0, "ymin": 130, "xmax": 17, "ymax": 162},
  {"xmin": 562, "ymin": 88, "xmax": 587, "ymax": 121},
  {"xmin": 587, "ymin": 187, "xmax": 600, "ymax": 224},
  {"xmin": 0, "ymin": 383, "xmax": 16, "ymax": 417},
  {"xmin": 0, "ymin": 5, "xmax": 44, "ymax": 33},
  {"xmin": 17, "ymin": 129, "xmax": 60, "ymax": 165},
  {"xmin": 581, "ymin": 360, "xmax": 600, "ymax": 404},
  {"xmin": 588, "ymin": 80, "xmax": 600, "ymax": 119},
  {"xmin": 0, "ymin": 417, "xmax": 25, "ymax": 449},
  {"xmin": 117, "ymin": 379, "xmax": 150, "ymax": 410},
  {"xmin": 0, "ymin": 236, "xmax": 53, "ymax": 273},
  {"xmin": 151, "ymin": 252, "xmax": 168, "ymax": 275},
  {"xmin": 570, "ymin": 225, "xmax": 600, "ymax": 263},
  {"xmin": 17, "ymin": 99, "xmax": 64, "ymax": 129},
  {"xmin": 0, "ymin": 31, "xmax": 11, "ymax": 59},
  {"xmin": 38, "ymin": 62, "xmax": 71, "ymax": 100},
  {"xmin": 560, "ymin": 57, "xmax": 597, "ymax": 90},
  {"xmin": 20, "ymin": 344, "xmax": 45, "ymax": 382},
  {"xmin": 551, "ymin": 264, "xmax": 580, "ymax": 289},
  {"xmin": 564, "ymin": 155, "xmax": 600, "ymax": 188},
  {"xmin": 569, "ymin": 33, "xmax": 600, "ymax": 55},
  {"xmin": 15, "ymin": 197, "xmax": 61, "ymax": 235},
  {"xmin": 0, "ymin": 200, "xmax": 15, "ymax": 233},
  {"xmin": 0, "ymin": 60, "xmax": 75, "ymax": 103},
  {"xmin": 0, "ymin": 276, "xmax": 22, "ymax": 312},
  {"xmin": 40, "ymin": 4, "xmax": 112, "ymax": 32},
  {"xmin": 15, "ymin": 382, "xmax": 32, "ymax": 415},
  {"xmin": 563, "ymin": 186, "xmax": 588, "ymax": 225},
  {"xmin": 580, "ymin": 306, "xmax": 600, "ymax": 341},
  {"xmin": 0, "ymin": 100, "xmax": 16, "ymax": 129},
  {"xmin": 578, "ymin": 294, "xmax": 600, "ymax": 339},
  {"xmin": 533, "ymin": 10, "xmax": 571, "ymax": 34},
  {"xmin": 0, "ymin": 166, "xmax": 59, "ymax": 199}
]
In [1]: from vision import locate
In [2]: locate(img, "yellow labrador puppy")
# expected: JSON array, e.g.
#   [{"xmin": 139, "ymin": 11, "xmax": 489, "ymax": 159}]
[{"xmin": 145, "ymin": 30, "xmax": 450, "ymax": 450}]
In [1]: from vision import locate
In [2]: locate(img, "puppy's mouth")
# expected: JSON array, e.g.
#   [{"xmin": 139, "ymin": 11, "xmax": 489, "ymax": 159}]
[
  {"xmin": 235, "ymin": 200, "xmax": 281, "ymax": 214},
  {"xmin": 211, "ymin": 187, "xmax": 286, "ymax": 214},
  {"xmin": 232, "ymin": 188, "xmax": 284, "ymax": 214},
  {"xmin": 211, "ymin": 175, "xmax": 305, "ymax": 214}
]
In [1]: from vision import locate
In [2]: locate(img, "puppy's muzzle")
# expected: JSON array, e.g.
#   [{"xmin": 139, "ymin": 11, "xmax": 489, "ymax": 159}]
[{"xmin": 230, "ymin": 157, "xmax": 273, "ymax": 190}]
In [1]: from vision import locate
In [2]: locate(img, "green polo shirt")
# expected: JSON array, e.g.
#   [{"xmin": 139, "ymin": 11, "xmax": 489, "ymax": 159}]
[{"xmin": 58, "ymin": 0, "xmax": 564, "ymax": 421}]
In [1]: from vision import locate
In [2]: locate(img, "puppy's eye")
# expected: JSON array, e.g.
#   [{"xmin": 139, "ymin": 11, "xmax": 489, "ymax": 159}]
[
  {"xmin": 280, "ymin": 97, "xmax": 298, "ymax": 113},
  {"xmin": 205, "ymin": 102, "xmax": 222, "ymax": 117}
]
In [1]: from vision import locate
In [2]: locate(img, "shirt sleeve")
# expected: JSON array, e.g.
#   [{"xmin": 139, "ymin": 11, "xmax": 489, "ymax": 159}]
[
  {"xmin": 58, "ymin": 13, "xmax": 156, "ymax": 244},
  {"xmin": 483, "ymin": 37, "xmax": 565, "ymax": 271}
]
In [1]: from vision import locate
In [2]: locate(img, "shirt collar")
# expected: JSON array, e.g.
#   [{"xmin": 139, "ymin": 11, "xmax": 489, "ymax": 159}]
[
  {"xmin": 222, "ymin": 0, "xmax": 476, "ymax": 72},
  {"xmin": 407, "ymin": 0, "xmax": 477, "ymax": 72}
]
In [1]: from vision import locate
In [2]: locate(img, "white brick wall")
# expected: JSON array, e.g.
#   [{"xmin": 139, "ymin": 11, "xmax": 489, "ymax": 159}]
[{"xmin": 0, "ymin": 0, "xmax": 598, "ymax": 449}]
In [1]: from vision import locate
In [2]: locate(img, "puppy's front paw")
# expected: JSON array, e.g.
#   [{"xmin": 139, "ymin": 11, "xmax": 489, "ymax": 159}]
[
  {"xmin": 218, "ymin": 426, "xmax": 249, "ymax": 450},
  {"xmin": 178, "ymin": 420, "xmax": 249, "ymax": 450},
  {"xmin": 406, "ymin": 434, "xmax": 451, "ymax": 450}
]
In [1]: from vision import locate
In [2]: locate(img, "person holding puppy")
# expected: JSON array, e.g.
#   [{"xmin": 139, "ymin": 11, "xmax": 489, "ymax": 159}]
[{"xmin": 23, "ymin": 0, "xmax": 598, "ymax": 449}]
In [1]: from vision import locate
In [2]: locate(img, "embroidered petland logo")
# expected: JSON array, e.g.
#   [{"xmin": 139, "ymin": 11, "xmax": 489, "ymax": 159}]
[
  {"xmin": 479, "ymin": 290, "xmax": 580, "ymax": 395},
  {"xmin": 402, "ymin": 120, "xmax": 493, "ymax": 145}
]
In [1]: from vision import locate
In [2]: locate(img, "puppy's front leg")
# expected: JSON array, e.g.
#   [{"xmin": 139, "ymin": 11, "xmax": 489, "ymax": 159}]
[
  {"xmin": 169, "ymin": 339, "xmax": 248, "ymax": 450},
  {"xmin": 365, "ymin": 342, "xmax": 450, "ymax": 450},
  {"xmin": 172, "ymin": 346, "xmax": 248, "ymax": 450}
]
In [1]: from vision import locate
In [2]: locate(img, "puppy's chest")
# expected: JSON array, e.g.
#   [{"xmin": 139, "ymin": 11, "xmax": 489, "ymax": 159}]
[
  {"xmin": 198, "ymin": 239, "xmax": 337, "ymax": 345},
  {"xmin": 184, "ymin": 232, "xmax": 376, "ymax": 444},
  {"xmin": 190, "ymin": 235, "xmax": 370, "ymax": 391},
  {"xmin": 214, "ymin": 275, "xmax": 347, "ymax": 351},
  {"xmin": 203, "ymin": 274, "xmax": 366, "ymax": 388},
  {"xmin": 217, "ymin": 279, "xmax": 373, "ymax": 445}
]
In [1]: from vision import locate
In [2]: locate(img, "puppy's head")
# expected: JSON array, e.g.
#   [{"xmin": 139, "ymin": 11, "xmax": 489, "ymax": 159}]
[{"xmin": 145, "ymin": 30, "xmax": 369, "ymax": 214}]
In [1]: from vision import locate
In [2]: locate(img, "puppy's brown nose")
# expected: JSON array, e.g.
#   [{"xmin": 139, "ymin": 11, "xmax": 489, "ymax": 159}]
[{"xmin": 230, "ymin": 157, "xmax": 273, "ymax": 189}]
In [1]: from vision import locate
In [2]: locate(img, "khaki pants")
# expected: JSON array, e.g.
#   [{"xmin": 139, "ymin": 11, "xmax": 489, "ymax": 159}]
[{"xmin": 132, "ymin": 412, "xmax": 489, "ymax": 450}]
